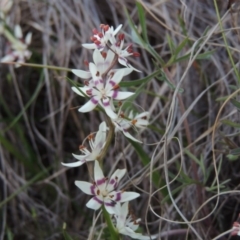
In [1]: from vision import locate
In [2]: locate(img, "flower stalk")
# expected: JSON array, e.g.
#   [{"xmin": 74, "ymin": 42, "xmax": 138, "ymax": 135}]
[{"xmin": 102, "ymin": 206, "xmax": 121, "ymax": 240}]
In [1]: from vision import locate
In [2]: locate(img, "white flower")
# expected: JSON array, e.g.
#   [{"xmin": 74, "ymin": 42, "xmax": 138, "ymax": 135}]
[
  {"xmin": 72, "ymin": 49, "xmax": 132, "ymax": 80},
  {"xmin": 1, "ymin": 25, "xmax": 32, "ymax": 67},
  {"xmin": 82, "ymin": 24, "xmax": 122, "ymax": 51},
  {"xmin": 112, "ymin": 110, "xmax": 150, "ymax": 143},
  {"xmin": 128, "ymin": 111, "xmax": 150, "ymax": 129},
  {"xmin": 114, "ymin": 202, "xmax": 156, "ymax": 239},
  {"xmin": 111, "ymin": 38, "xmax": 141, "ymax": 72},
  {"xmin": 75, "ymin": 161, "xmax": 140, "ymax": 214},
  {"xmin": 62, "ymin": 121, "xmax": 107, "ymax": 168},
  {"xmin": 72, "ymin": 64, "xmax": 134, "ymax": 119},
  {"xmin": 0, "ymin": 0, "xmax": 13, "ymax": 14}
]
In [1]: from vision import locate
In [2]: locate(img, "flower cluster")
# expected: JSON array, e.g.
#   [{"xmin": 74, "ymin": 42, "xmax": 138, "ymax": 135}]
[
  {"xmin": 0, "ymin": 1, "xmax": 32, "ymax": 67},
  {"xmin": 1, "ymin": 25, "xmax": 32, "ymax": 67},
  {"xmin": 63, "ymin": 24, "xmax": 153, "ymax": 239},
  {"xmin": 72, "ymin": 24, "xmax": 149, "ymax": 143}
]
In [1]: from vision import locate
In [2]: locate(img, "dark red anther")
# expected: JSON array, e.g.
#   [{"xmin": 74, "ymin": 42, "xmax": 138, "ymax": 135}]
[
  {"xmin": 92, "ymin": 28, "xmax": 99, "ymax": 35},
  {"xmin": 96, "ymin": 71, "xmax": 100, "ymax": 77},
  {"xmin": 103, "ymin": 25, "xmax": 109, "ymax": 32},
  {"xmin": 94, "ymin": 40, "xmax": 101, "ymax": 45},
  {"xmin": 120, "ymin": 112, "xmax": 125, "ymax": 118},
  {"xmin": 101, "ymin": 51, "xmax": 107, "ymax": 59},
  {"xmin": 84, "ymin": 80, "xmax": 89, "ymax": 86},
  {"xmin": 112, "ymin": 84, "xmax": 119, "ymax": 90},
  {"xmin": 133, "ymin": 52, "xmax": 140, "ymax": 57},
  {"xmin": 98, "ymin": 32, "xmax": 103, "ymax": 38},
  {"xmin": 118, "ymin": 33, "xmax": 125, "ymax": 41},
  {"xmin": 79, "ymin": 145, "xmax": 85, "ymax": 150},
  {"xmin": 84, "ymin": 60, "xmax": 89, "ymax": 67},
  {"xmin": 100, "ymin": 24, "xmax": 105, "ymax": 29},
  {"xmin": 90, "ymin": 36, "xmax": 97, "ymax": 42},
  {"xmin": 118, "ymin": 101, "xmax": 122, "ymax": 107},
  {"xmin": 86, "ymin": 89, "xmax": 92, "ymax": 96},
  {"xmin": 116, "ymin": 41, "xmax": 121, "ymax": 47},
  {"xmin": 127, "ymin": 48, "xmax": 133, "ymax": 53}
]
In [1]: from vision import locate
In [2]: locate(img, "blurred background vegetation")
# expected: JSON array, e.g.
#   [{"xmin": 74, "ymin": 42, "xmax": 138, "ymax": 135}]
[{"xmin": 1, "ymin": 0, "xmax": 240, "ymax": 239}]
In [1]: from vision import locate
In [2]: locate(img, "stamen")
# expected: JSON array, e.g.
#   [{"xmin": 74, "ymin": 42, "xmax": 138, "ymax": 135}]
[
  {"xmin": 101, "ymin": 51, "xmax": 107, "ymax": 59},
  {"xmin": 88, "ymin": 133, "xmax": 94, "ymax": 140},
  {"xmin": 133, "ymin": 52, "xmax": 140, "ymax": 57},
  {"xmin": 113, "ymin": 84, "xmax": 119, "ymax": 90},
  {"xmin": 79, "ymin": 145, "xmax": 85, "ymax": 150},
  {"xmin": 131, "ymin": 119, "xmax": 137, "ymax": 125}
]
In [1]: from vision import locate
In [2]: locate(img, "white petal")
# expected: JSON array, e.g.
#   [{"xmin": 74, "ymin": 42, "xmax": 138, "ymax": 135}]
[
  {"xmin": 101, "ymin": 98, "xmax": 118, "ymax": 119},
  {"xmin": 93, "ymin": 49, "xmax": 104, "ymax": 68},
  {"xmin": 72, "ymin": 86, "xmax": 90, "ymax": 97},
  {"xmin": 14, "ymin": 25, "xmax": 22, "ymax": 39},
  {"xmin": 25, "ymin": 32, "xmax": 32, "ymax": 45},
  {"xmin": 1, "ymin": 54, "xmax": 15, "ymax": 62},
  {"xmin": 74, "ymin": 181, "xmax": 93, "ymax": 195},
  {"xmin": 113, "ymin": 24, "xmax": 122, "ymax": 36},
  {"xmin": 109, "ymin": 68, "xmax": 125, "ymax": 85},
  {"xmin": 94, "ymin": 121, "xmax": 107, "ymax": 147},
  {"xmin": 61, "ymin": 161, "xmax": 84, "ymax": 167},
  {"xmin": 112, "ymin": 91, "xmax": 134, "ymax": 100},
  {"xmin": 122, "ymin": 131, "xmax": 142, "ymax": 143},
  {"xmin": 72, "ymin": 153, "xmax": 88, "ymax": 161},
  {"xmin": 82, "ymin": 43, "xmax": 97, "ymax": 49},
  {"xmin": 107, "ymin": 169, "xmax": 126, "ymax": 192},
  {"xmin": 78, "ymin": 97, "xmax": 99, "ymax": 112},
  {"xmin": 104, "ymin": 201, "xmax": 118, "ymax": 214},
  {"xmin": 72, "ymin": 69, "xmax": 91, "ymax": 79},
  {"xmin": 86, "ymin": 196, "xmax": 103, "ymax": 210},
  {"xmin": 119, "ymin": 192, "xmax": 140, "ymax": 202},
  {"xmin": 119, "ymin": 227, "xmax": 153, "ymax": 240},
  {"xmin": 136, "ymin": 112, "xmax": 150, "ymax": 119},
  {"xmin": 94, "ymin": 161, "xmax": 105, "ymax": 182}
]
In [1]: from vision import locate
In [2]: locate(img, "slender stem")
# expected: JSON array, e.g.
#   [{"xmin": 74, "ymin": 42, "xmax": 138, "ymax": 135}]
[
  {"xmin": 1, "ymin": 61, "xmax": 72, "ymax": 72},
  {"xmin": 2, "ymin": 28, "xmax": 18, "ymax": 45},
  {"xmin": 102, "ymin": 206, "xmax": 120, "ymax": 240}
]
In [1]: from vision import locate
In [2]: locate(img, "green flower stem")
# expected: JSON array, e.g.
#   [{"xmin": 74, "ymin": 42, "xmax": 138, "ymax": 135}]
[
  {"xmin": 1, "ymin": 60, "xmax": 72, "ymax": 72},
  {"xmin": 102, "ymin": 206, "xmax": 120, "ymax": 240}
]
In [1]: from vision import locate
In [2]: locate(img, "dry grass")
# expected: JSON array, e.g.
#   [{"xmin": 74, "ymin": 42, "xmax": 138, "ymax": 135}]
[{"xmin": 1, "ymin": 0, "xmax": 240, "ymax": 239}]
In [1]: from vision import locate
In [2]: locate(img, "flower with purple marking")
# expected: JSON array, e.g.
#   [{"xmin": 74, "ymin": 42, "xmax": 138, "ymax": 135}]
[
  {"xmin": 71, "ymin": 48, "xmax": 132, "ymax": 81},
  {"xmin": 61, "ymin": 121, "xmax": 107, "ymax": 168},
  {"xmin": 75, "ymin": 161, "xmax": 140, "ymax": 214},
  {"xmin": 1, "ymin": 25, "xmax": 32, "ymax": 67},
  {"xmin": 72, "ymin": 63, "xmax": 134, "ymax": 119},
  {"xmin": 114, "ymin": 202, "xmax": 156, "ymax": 239},
  {"xmin": 82, "ymin": 24, "xmax": 122, "ymax": 51}
]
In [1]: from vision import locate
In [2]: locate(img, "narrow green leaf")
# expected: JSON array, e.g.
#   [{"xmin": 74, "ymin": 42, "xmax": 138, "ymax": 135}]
[
  {"xmin": 230, "ymin": 148, "xmax": 240, "ymax": 156},
  {"xmin": 221, "ymin": 119, "xmax": 240, "ymax": 128},
  {"xmin": 231, "ymin": 99, "xmax": 240, "ymax": 110},
  {"xmin": 174, "ymin": 37, "xmax": 189, "ymax": 57},
  {"xmin": 136, "ymin": 2, "xmax": 148, "ymax": 43},
  {"xmin": 120, "ymin": 69, "xmax": 162, "ymax": 87},
  {"xmin": 166, "ymin": 34, "xmax": 175, "ymax": 55}
]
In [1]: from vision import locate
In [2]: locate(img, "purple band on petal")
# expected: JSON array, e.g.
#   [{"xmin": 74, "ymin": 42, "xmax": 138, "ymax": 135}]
[
  {"xmin": 114, "ymin": 192, "xmax": 121, "ymax": 202},
  {"xmin": 109, "ymin": 80, "xmax": 115, "ymax": 87},
  {"xmin": 91, "ymin": 97, "xmax": 99, "ymax": 105},
  {"xmin": 109, "ymin": 179, "xmax": 115, "ymax": 185},
  {"xmin": 93, "ymin": 196, "xmax": 104, "ymax": 205},
  {"xmin": 105, "ymin": 200, "xmax": 116, "ymax": 207},
  {"xmin": 90, "ymin": 185, "xmax": 97, "ymax": 195},
  {"xmin": 103, "ymin": 100, "xmax": 110, "ymax": 107},
  {"xmin": 96, "ymin": 178, "xmax": 106, "ymax": 186},
  {"xmin": 112, "ymin": 90, "xmax": 118, "ymax": 99}
]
